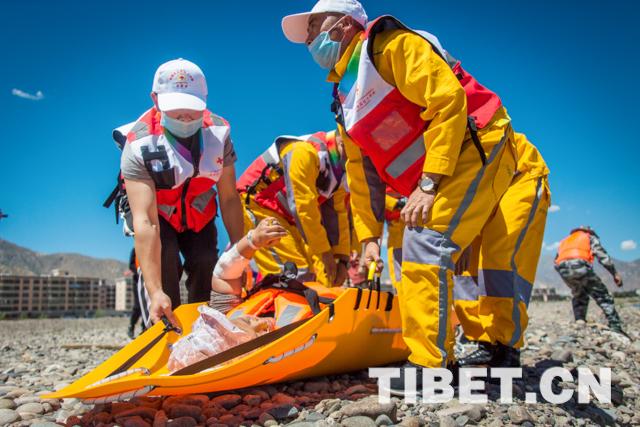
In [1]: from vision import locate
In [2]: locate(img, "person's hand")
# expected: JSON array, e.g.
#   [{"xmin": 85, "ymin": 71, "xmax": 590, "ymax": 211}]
[
  {"xmin": 149, "ymin": 289, "xmax": 179, "ymax": 328},
  {"xmin": 455, "ymin": 246, "xmax": 472, "ymax": 275},
  {"xmin": 252, "ymin": 217, "xmax": 288, "ymax": 248},
  {"xmin": 614, "ymin": 273, "xmax": 623, "ymax": 287},
  {"xmin": 363, "ymin": 240, "xmax": 383, "ymax": 274},
  {"xmin": 401, "ymin": 186, "xmax": 436, "ymax": 228},
  {"xmin": 334, "ymin": 258, "xmax": 349, "ymax": 286},
  {"xmin": 321, "ymin": 251, "xmax": 337, "ymax": 284}
]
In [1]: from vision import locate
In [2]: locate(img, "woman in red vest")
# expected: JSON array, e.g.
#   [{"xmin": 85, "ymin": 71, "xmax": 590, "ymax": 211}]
[{"xmin": 122, "ymin": 59, "xmax": 244, "ymax": 327}]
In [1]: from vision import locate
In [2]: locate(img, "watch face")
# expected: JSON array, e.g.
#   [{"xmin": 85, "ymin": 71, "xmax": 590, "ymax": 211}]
[{"xmin": 420, "ymin": 178, "xmax": 435, "ymax": 192}]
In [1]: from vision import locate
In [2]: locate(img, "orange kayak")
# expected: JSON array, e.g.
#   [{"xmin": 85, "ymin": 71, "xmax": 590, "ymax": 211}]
[{"xmin": 43, "ymin": 279, "xmax": 409, "ymax": 402}]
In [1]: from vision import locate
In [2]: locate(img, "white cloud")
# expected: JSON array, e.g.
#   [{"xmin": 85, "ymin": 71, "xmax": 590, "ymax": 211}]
[
  {"xmin": 621, "ymin": 240, "xmax": 637, "ymax": 251},
  {"xmin": 11, "ymin": 88, "xmax": 44, "ymax": 101},
  {"xmin": 544, "ymin": 241, "xmax": 561, "ymax": 251},
  {"xmin": 548, "ymin": 205, "xmax": 561, "ymax": 213}
]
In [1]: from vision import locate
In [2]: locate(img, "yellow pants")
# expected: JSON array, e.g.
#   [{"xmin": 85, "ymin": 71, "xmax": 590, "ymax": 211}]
[
  {"xmin": 386, "ymin": 218, "xmax": 405, "ymax": 291},
  {"xmin": 243, "ymin": 200, "xmax": 330, "ymax": 286},
  {"xmin": 453, "ymin": 173, "xmax": 550, "ymax": 348},
  {"xmin": 400, "ymin": 108, "xmax": 517, "ymax": 368}
]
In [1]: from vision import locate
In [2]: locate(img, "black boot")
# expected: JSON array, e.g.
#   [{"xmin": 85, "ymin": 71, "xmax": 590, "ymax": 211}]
[
  {"xmin": 385, "ymin": 361, "xmax": 458, "ymax": 397},
  {"xmin": 388, "ymin": 361, "xmax": 424, "ymax": 397},
  {"xmin": 127, "ymin": 325, "xmax": 135, "ymax": 339},
  {"xmin": 492, "ymin": 343, "xmax": 521, "ymax": 367},
  {"xmin": 458, "ymin": 342, "xmax": 496, "ymax": 366}
]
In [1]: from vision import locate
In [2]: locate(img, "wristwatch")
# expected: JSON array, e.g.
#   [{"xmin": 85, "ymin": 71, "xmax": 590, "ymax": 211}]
[{"xmin": 418, "ymin": 176, "xmax": 438, "ymax": 193}]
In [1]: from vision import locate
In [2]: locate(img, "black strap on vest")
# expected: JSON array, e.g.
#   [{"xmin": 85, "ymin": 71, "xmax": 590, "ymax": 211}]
[
  {"xmin": 247, "ymin": 262, "xmax": 336, "ymax": 318},
  {"xmin": 467, "ymin": 116, "xmax": 487, "ymax": 166}
]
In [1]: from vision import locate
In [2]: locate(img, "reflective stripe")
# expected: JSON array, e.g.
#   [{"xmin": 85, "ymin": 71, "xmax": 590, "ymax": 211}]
[
  {"xmin": 276, "ymin": 192, "xmax": 294, "ymax": 221},
  {"xmin": 453, "ymin": 275, "xmax": 479, "ymax": 301},
  {"xmin": 386, "ymin": 134, "xmax": 425, "ymax": 179},
  {"xmin": 434, "ymin": 131, "xmax": 508, "ymax": 366},
  {"xmin": 508, "ymin": 176, "xmax": 544, "ymax": 347},
  {"xmin": 191, "ymin": 188, "xmax": 215, "ymax": 213},
  {"xmin": 363, "ymin": 156, "xmax": 386, "ymax": 222},
  {"xmin": 402, "ymin": 227, "xmax": 457, "ymax": 270},
  {"xmin": 276, "ymin": 305, "xmax": 304, "ymax": 328},
  {"xmin": 320, "ymin": 199, "xmax": 339, "ymax": 246},
  {"xmin": 281, "ymin": 151, "xmax": 307, "ymax": 241},
  {"xmin": 478, "ymin": 270, "xmax": 516, "ymax": 298},
  {"xmin": 157, "ymin": 204, "xmax": 176, "ymax": 217},
  {"xmin": 229, "ymin": 310, "xmax": 245, "ymax": 320},
  {"xmin": 211, "ymin": 115, "xmax": 226, "ymax": 126},
  {"xmin": 392, "ymin": 247, "xmax": 403, "ymax": 283}
]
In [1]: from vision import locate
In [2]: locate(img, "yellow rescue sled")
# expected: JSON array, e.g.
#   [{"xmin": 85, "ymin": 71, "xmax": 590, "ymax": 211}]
[{"xmin": 44, "ymin": 266, "xmax": 409, "ymax": 402}]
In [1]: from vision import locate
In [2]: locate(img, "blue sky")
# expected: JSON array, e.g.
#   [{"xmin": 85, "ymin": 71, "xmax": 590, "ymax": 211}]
[{"xmin": 1, "ymin": 0, "xmax": 638, "ymax": 263}]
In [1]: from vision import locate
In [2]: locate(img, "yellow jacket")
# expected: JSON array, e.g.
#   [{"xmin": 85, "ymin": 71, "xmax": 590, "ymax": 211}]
[
  {"xmin": 514, "ymin": 133, "xmax": 549, "ymax": 178},
  {"xmin": 277, "ymin": 141, "xmax": 350, "ymax": 257},
  {"xmin": 329, "ymin": 29, "xmax": 468, "ymax": 241}
]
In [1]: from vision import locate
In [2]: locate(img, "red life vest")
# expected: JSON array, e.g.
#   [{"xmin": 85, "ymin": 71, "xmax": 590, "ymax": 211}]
[
  {"xmin": 126, "ymin": 108, "xmax": 230, "ymax": 232},
  {"xmin": 333, "ymin": 16, "xmax": 502, "ymax": 196},
  {"xmin": 384, "ymin": 188, "xmax": 405, "ymax": 222},
  {"xmin": 236, "ymin": 132, "xmax": 344, "ymax": 224},
  {"xmin": 555, "ymin": 230, "xmax": 594, "ymax": 264}
]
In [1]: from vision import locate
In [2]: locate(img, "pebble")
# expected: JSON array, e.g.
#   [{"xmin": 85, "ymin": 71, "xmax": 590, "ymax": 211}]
[
  {"xmin": 0, "ymin": 408, "xmax": 20, "ymax": 424},
  {"xmin": 342, "ymin": 415, "xmax": 377, "ymax": 427},
  {"xmin": 0, "ymin": 301, "xmax": 638, "ymax": 426},
  {"xmin": 17, "ymin": 402, "xmax": 45, "ymax": 415},
  {"xmin": 0, "ymin": 398, "xmax": 16, "ymax": 409}
]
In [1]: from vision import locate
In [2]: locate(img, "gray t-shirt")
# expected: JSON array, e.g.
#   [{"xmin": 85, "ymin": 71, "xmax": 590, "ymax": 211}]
[{"xmin": 121, "ymin": 136, "xmax": 237, "ymax": 181}]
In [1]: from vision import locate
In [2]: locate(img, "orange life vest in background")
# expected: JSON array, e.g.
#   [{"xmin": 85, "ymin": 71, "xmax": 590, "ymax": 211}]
[
  {"xmin": 126, "ymin": 108, "xmax": 230, "ymax": 232},
  {"xmin": 333, "ymin": 15, "xmax": 502, "ymax": 196},
  {"xmin": 555, "ymin": 230, "xmax": 594, "ymax": 264}
]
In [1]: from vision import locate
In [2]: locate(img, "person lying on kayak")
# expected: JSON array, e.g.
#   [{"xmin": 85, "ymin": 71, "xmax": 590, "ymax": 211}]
[{"xmin": 209, "ymin": 217, "xmax": 288, "ymax": 314}]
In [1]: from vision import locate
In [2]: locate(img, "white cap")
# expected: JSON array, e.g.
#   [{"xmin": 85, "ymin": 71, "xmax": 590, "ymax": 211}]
[
  {"xmin": 152, "ymin": 58, "xmax": 207, "ymax": 112},
  {"xmin": 282, "ymin": 0, "xmax": 368, "ymax": 44}
]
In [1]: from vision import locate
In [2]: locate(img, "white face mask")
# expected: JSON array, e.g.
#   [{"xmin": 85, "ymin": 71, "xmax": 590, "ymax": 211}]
[{"xmin": 161, "ymin": 113, "xmax": 203, "ymax": 138}]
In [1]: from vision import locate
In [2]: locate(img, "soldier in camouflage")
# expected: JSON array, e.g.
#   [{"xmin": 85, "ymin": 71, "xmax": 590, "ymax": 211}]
[{"xmin": 554, "ymin": 226, "xmax": 625, "ymax": 335}]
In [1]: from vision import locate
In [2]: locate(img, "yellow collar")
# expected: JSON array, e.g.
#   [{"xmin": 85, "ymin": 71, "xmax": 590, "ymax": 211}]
[{"xmin": 327, "ymin": 32, "xmax": 363, "ymax": 83}]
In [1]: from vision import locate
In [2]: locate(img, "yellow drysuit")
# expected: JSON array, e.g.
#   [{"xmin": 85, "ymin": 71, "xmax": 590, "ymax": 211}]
[
  {"xmin": 241, "ymin": 139, "xmax": 350, "ymax": 287},
  {"xmin": 453, "ymin": 133, "xmax": 550, "ymax": 348},
  {"xmin": 331, "ymin": 30, "xmax": 517, "ymax": 367},
  {"xmin": 385, "ymin": 193, "xmax": 405, "ymax": 290}
]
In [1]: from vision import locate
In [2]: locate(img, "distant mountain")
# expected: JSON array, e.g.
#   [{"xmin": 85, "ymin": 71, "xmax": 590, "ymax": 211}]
[
  {"xmin": 536, "ymin": 253, "xmax": 640, "ymax": 294},
  {"xmin": 0, "ymin": 239, "xmax": 128, "ymax": 282}
]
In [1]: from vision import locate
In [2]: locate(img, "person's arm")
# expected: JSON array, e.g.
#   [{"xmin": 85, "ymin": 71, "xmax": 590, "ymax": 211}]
[
  {"xmin": 282, "ymin": 143, "xmax": 339, "ymax": 283},
  {"xmin": 341, "ymin": 126, "xmax": 386, "ymax": 272},
  {"xmin": 217, "ymin": 163, "xmax": 244, "ymax": 244},
  {"xmin": 375, "ymin": 31, "xmax": 468, "ymax": 227},
  {"xmin": 211, "ymin": 218, "xmax": 288, "ymax": 296},
  {"xmin": 330, "ymin": 185, "xmax": 351, "ymax": 285},
  {"xmin": 125, "ymin": 178, "xmax": 178, "ymax": 327},
  {"xmin": 590, "ymin": 234, "xmax": 622, "ymax": 285},
  {"xmin": 374, "ymin": 30, "xmax": 468, "ymax": 178}
]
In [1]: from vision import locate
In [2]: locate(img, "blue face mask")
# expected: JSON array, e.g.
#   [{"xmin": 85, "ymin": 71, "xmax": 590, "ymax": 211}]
[
  {"xmin": 161, "ymin": 114, "xmax": 203, "ymax": 138},
  {"xmin": 308, "ymin": 31, "xmax": 342, "ymax": 70}
]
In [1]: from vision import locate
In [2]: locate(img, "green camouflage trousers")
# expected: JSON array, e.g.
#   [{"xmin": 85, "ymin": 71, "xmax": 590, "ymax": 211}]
[{"xmin": 555, "ymin": 260, "xmax": 623, "ymax": 331}]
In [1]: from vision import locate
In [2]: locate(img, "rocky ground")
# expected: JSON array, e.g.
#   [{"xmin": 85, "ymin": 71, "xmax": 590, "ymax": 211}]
[{"xmin": 0, "ymin": 298, "xmax": 639, "ymax": 427}]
